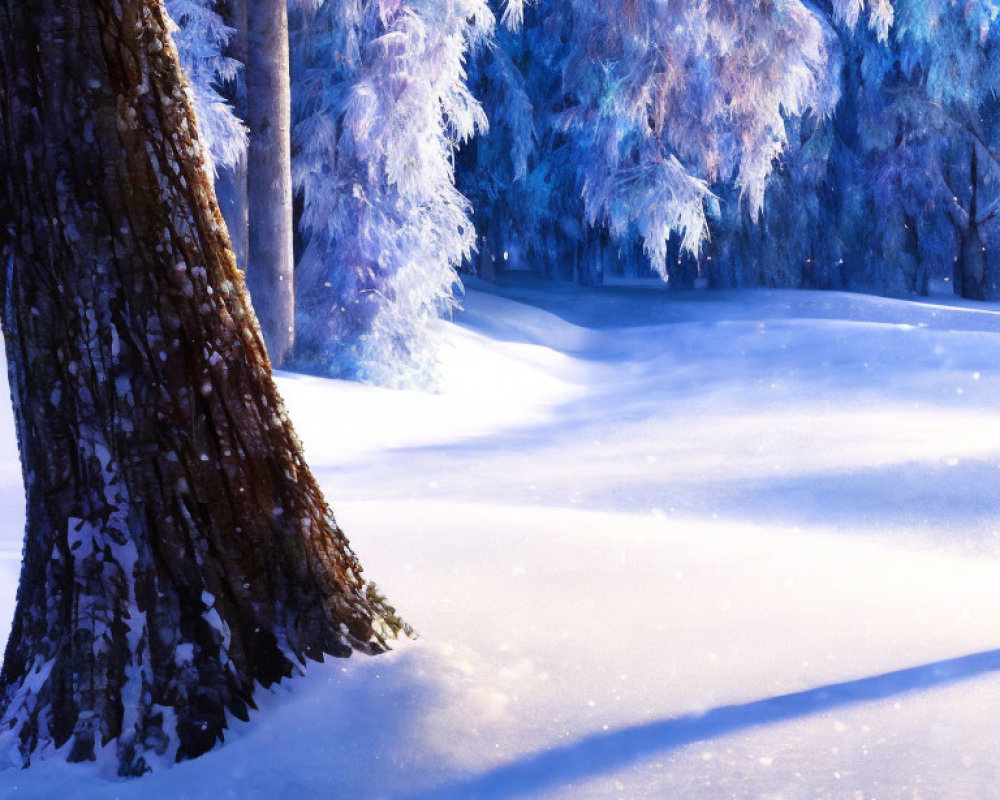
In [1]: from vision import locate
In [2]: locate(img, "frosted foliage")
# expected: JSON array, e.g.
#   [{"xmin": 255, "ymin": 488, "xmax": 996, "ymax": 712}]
[
  {"xmin": 293, "ymin": 0, "xmax": 492, "ymax": 387},
  {"xmin": 165, "ymin": 0, "xmax": 247, "ymax": 174},
  {"xmin": 846, "ymin": 0, "xmax": 1000, "ymax": 296},
  {"xmin": 454, "ymin": 12, "xmax": 567, "ymax": 285},
  {"xmin": 835, "ymin": 0, "xmax": 895, "ymax": 41},
  {"xmin": 584, "ymin": 156, "xmax": 712, "ymax": 269},
  {"xmin": 455, "ymin": 0, "xmax": 1000, "ymax": 293},
  {"xmin": 890, "ymin": 0, "xmax": 1000, "ymax": 105},
  {"xmin": 558, "ymin": 0, "xmax": 840, "ymax": 276},
  {"xmin": 501, "ymin": 0, "xmax": 532, "ymax": 29},
  {"xmin": 485, "ymin": 45, "xmax": 534, "ymax": 182}
]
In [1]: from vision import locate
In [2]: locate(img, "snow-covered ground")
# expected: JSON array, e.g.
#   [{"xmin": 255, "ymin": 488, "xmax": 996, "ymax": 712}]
[{"xmin": 5, "ymin": 276, "xmax": 1000, "ymax": 798}]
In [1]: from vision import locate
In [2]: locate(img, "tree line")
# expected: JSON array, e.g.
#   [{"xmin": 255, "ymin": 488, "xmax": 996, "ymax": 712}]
[{"xmin": 175, "ymin": 0, "xmax": 1000, "ymax": 389}]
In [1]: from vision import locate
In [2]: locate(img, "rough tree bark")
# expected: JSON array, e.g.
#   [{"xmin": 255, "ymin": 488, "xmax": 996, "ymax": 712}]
[
  {"xmin": 245, "ymin": 0, "xmax": 295, "ymax": 366},
  {"xmin": 0, "ymin": 0, "xmax": 395, "ymax": 773}
]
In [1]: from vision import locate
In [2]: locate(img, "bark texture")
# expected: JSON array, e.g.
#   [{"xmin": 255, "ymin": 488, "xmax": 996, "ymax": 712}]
[
  {"xmin": 0, "ymin": 0, "xmax": 392, "ymax": 772},
  {"xmin": 245, "ymin": 0, "xmax": 295, "ymax": 366}
]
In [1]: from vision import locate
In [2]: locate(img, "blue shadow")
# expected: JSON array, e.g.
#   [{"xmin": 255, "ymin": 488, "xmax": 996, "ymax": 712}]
[{"xmin": 404, "ymin": 648, "xmax": 1000, "ymax": 799}]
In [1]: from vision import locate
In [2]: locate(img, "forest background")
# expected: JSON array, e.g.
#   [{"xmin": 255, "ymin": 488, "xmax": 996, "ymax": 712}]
[{"xmin": 174, "ymin": 0, "xmax": 1000, "ymax": 389}]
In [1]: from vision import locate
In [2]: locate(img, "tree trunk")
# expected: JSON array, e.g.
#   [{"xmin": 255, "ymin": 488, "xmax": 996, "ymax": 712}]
[
  {"xmin": 476, "ymin": 227, "xmax": 497, "ymax": 283},
  {"xmin": 0, "ymin": 0, "xmax": 393, "ymax": 773},
  {"xmin": 958, "ymin": 146, "xmax": 989, "ymax": 300},
  {"xmin": 578, "ymin": 229, "xmax": 605, "ymax": 286},
  {"xmin": 901, "ymin": 212, "xmax": 928, "ymax": 296},
  {"xmin": 245, "ymin": 0, "xmax": 294, "ymax": 366},
  {"xmin": 667, "ymin": 238, "xmax": 697, "ymax": 289}
]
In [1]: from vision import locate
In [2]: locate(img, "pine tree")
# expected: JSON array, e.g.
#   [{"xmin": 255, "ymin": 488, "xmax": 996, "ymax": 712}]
[
  {"xmin": 831, "ymin": 0, "xmax": 1000, "ymax": 299},
  {"xmin": 167, "ymin": 0, "xmax": 247, "ymax": 174},
  {"xmin": 458, "ymin": 0, "xmax": 844, "ymax": 286},
  {"xmin": 292, "ymin": 0, "xmax": 491, "ymax": 387},
  {"xmin": 0, "ymin": 0, "xmax": 394, "ymax": 772},
  {"xmin": 167, "ymin": 0, "xmax": 249, "ymax": 273},
  {"xmin": 458, "ymin": 1, "xmax": 576, "ymax": 283}
]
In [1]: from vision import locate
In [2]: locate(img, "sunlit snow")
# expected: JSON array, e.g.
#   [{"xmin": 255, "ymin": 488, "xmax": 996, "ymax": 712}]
[{"xmin": 4, "ymin": 276, "xmax": 1000, "ymax": 798}]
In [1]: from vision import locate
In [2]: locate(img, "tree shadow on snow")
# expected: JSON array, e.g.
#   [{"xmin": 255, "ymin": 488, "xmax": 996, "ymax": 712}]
[
  {"xmin": 582, "ymin": 458, "xmax": 1000, "ymax": 546},
  {"xmin": 404, "ymin": 647, "xmax": 1000, "ymax": 800}
]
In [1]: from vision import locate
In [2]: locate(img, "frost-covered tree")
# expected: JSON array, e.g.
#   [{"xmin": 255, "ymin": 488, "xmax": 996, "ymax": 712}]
[
  {"xmin": 167, "ymin": 0, "xmax": 249, "ymax": 271},
  {"xmin": 458, "ymin": 14, "xmax": 539, "ymax": 281},
  {"xmin": 708, "ymin": 110, "xmax": 843, "ymax": 290},
  {"xmin": 560, "ymin": 0, "xmax": 842, "ymax": 278},
  {"xmin": 705, "ymin": 2, "xmax": 936, "ymax": 295},
  {"xmin": 460, "ymin": 0, "xmax": 616, "ymax": 285},
  {"xmin": 0, "ymin": 0, "xmax": 396, "ymax": 772},
  {"xmin": 167, "ymin": 0, "xmax": 247, "ymax": 174},
  {"xmin": 457, "ymin": 0, "xmax": 1000, "ymax": 299},
  {"xmin": 832, "ymin": 0, "xmax": 1000, "ymax": 299},
  {"xmin": 292, "ymin": 0, "xmax": 491, "ymax": 387},
  {"xmin": 458, "ymin": 0, "xmax": 843, "ymax": 286}
]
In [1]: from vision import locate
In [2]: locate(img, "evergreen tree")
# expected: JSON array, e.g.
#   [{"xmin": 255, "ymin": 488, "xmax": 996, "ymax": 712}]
[
  {"xmin": 458, "ymin": 12, "xmax": 539, "ymax": 282},
  {"xmin": 459, "ymin": 1, "xmax": 601, "ymax": 284},
  {"xmin": 292, "ymin": 0, "xmax": 491, "ymax": 387},
  {"xmin": 828, "ymin": 0, "xmax": 1000, "ymax": 299},
  {"xmin": 168, "ymin": 0, "xmax": 249, "ymax": 272},
  {"xmin": 167, "ymin": 0, "xmax": 247, "ymax": 174},
  {"xmin": 709, "ymin": 111, "xmax": 842, "ymax": 290},
  {"xmin": 459, "ymin": 0, "xmax": 844, "ymax": 286}
]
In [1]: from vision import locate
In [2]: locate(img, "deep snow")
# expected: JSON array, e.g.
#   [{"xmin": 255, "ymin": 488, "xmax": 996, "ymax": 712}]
[{"xmin": 4, "ymin": 277, "xmax": 1000, "ymax": 798}]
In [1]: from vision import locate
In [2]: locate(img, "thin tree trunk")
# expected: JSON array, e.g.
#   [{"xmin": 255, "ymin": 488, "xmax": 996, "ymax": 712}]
[
  {"xmin": 478, "ymin": 233, "xmax": 497, "ymax": 282},
  {"xmin": 901, "ymin": 212, "xmax": 927, "ymax": 296},
  {"xmin": 578, "ymin": 229, "xmax": 605, "ymax": 286},
  {"xmin": 0, "ymin": 0, "xmax": 393, "ymax": 773},
  {"xmin": 667, "ymin": 237, "xmax": 697, "ymax": 290},
  {"xmin": 959, "ymin": 146, "xmax": 989, "ymax": 300},
  {"xmin": 245, "ymin": 0, "xmax": 294, "ymax": 366}
]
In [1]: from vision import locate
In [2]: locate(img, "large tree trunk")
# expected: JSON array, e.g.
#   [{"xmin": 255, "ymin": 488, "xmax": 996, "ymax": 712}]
[
  {"xmin": 0, "ymin": 0, "xmax": 392, "ymax": 773},
  {"xmin": 245, "ymin": 0, "xmax": 295, "ymax": 366}
]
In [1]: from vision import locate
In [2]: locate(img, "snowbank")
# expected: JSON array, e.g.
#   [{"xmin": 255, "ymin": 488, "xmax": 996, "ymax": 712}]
[{"xmin": 4, "ymin": 278, "xmax": 1000, "ymax": 798}]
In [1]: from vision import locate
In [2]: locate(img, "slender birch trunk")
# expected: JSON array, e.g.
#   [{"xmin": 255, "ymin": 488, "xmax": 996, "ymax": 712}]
[{"xmin": 245, "ymin": 0, "xmax": 295, "ymax": 366}]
